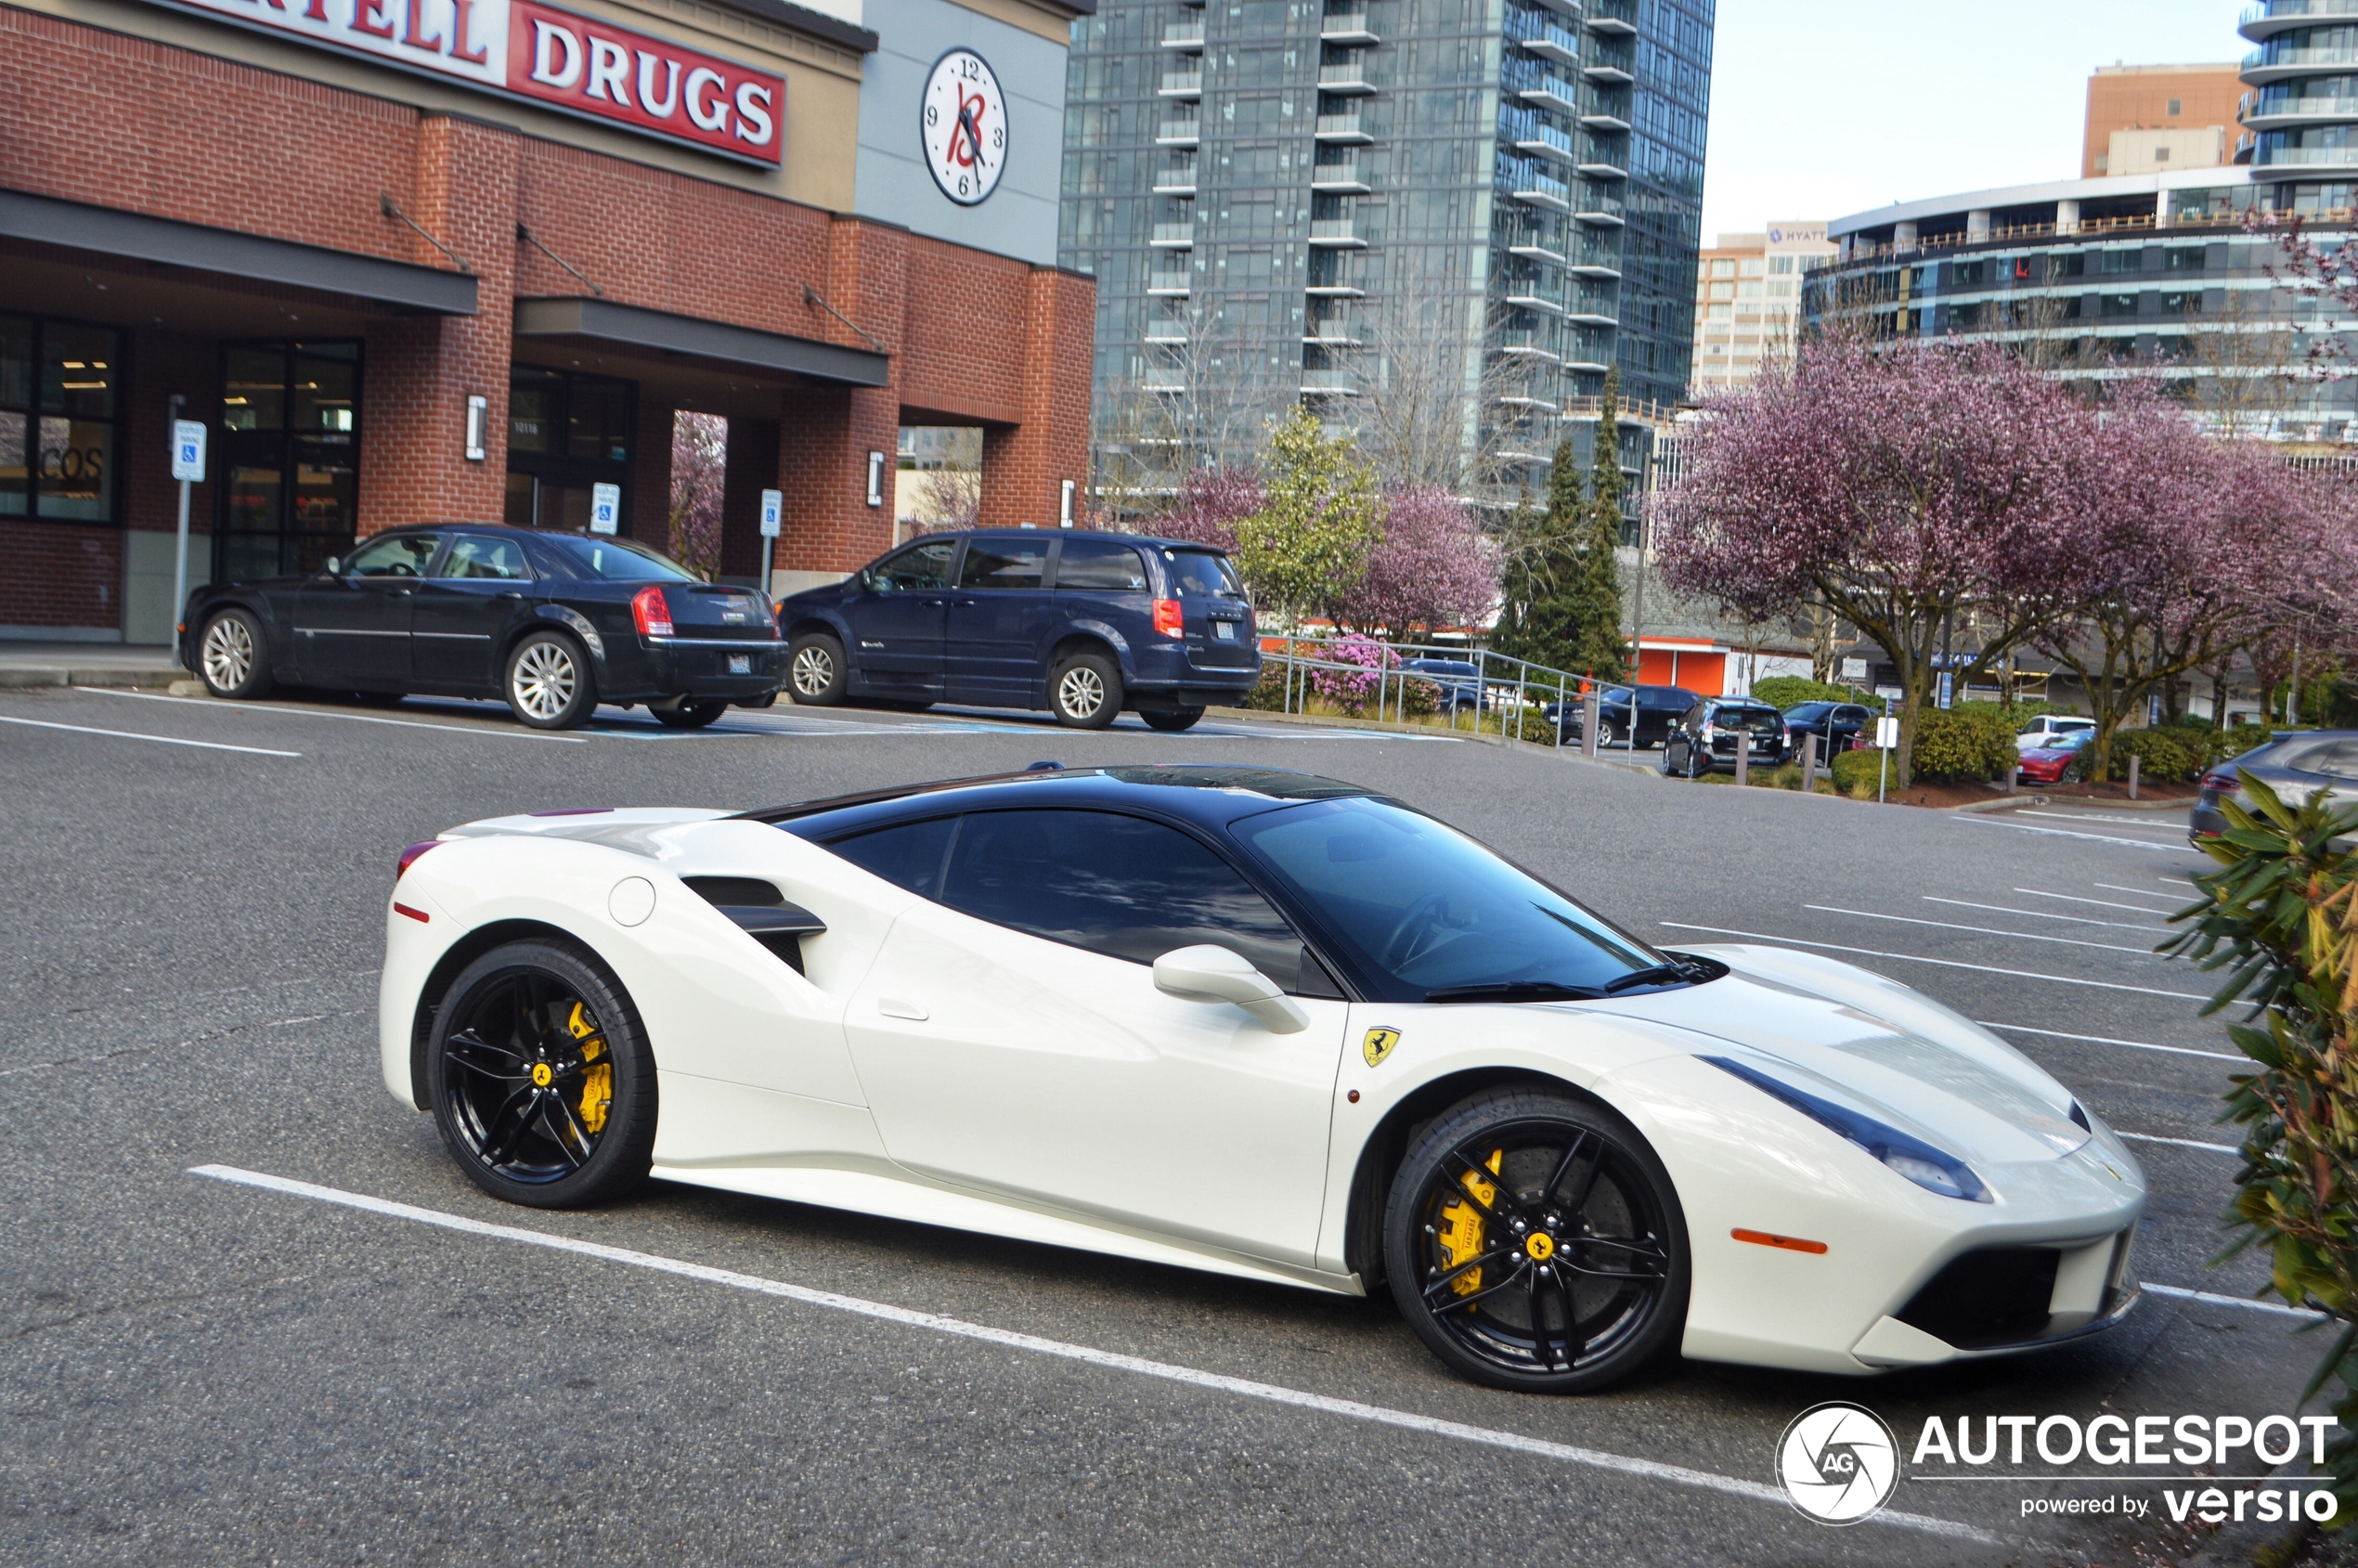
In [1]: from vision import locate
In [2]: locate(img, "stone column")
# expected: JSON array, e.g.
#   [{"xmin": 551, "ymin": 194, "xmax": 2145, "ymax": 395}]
[
  {"xmin": 628, "ymin": 398, "xmax": 676, "ymax": 551},
  {"xmin": 2055, "ymin": 198, "xmax": 2081, "ymax": 235},
  {"xmin": 1966, "ymin": 208, "xmax": 1991, "ymax": 241},
  {"xmin": 1894, "ymin": 220, "xmax": 1918, "ymax": 253}
]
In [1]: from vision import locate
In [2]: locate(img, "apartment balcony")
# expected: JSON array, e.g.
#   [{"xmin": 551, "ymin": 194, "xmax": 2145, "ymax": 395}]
[
  {"xmin": 1507, "ymin": 12, "xmax": 1581, "ymax": 64},
  {"xmin": 2241, "ymin": 0, "xmax": 2358, "ymax": 45},
  {"xmin": 1305, "ymin": 274, "xmax": 1367, "ymax": 297},
  {"xmin": 1513, "ymin": 122, "xmax": 1579, "ymax": 164},
  {"xmin": 1159, "ymin": 71, "xmax": 1203, "ymax": 98},
  {"xmin": 1315, "ymin": 111, "xmax": 1373, "ymax": 142},
  {"xmin": 1498, "ymin": 329, "xmax": 1561, "ymax": 362},
  {"xmin": 1569, "ymin": 259, "xmax": 1622, "ymax": 279},
  {"xmin": 1143, "ymin": 377, "xmax": 1188, "ymax": 394},
  {"xmin": 1160, "ymin": 19, "xmax": 1204, "ymax": 47},
  {"xmin": 1156, "ymin": 116, "xmax": 1201, "ymax": 146},
  {"xmin": 1144, "ymin": 321, "xmax": 1189, "ymax": 344},
  {"xmin": 1565, "ymin": 310, "xmax": 1618, "ymax": 327},
  {"xmin": 1320, "ymin": 6, "xmax": 1380, "ymax": 45},
  {"xmin": 1302, "ymin": 369, "xmax": 1360, "ymax": 395},
  {"xmin": 1153, "ymin": 159, "xmax": 1198, "ymax": 195},
  {"xmin": 1147, "ymin": 269, "xmax": 1194, "ymax": 295},
  {"xmin": 1151, "ymin": 222, "xmax": 1197, "ymax": 248},
  {"xmin": 1308, "ymin": 218, "xmax": 1367, "ymax": 247},
  {"xmin": 1503, "ymin": 286, "xmax": 1566, "ymax": 315},
  {"xmin": 1526, "ymin": 0, "xmax": 1583, "ymax": 17},
  {"xmin": 1509, "ymin": 169, "xmax": 1572, "ymax": 212},
  {"xmin": 1586, "ymin": 0, "xmax": 1637, "ymax": 34},
  {"xmin": 1319, "ymin": 60, "xmax": 1378, "ymax": 94},
  {"xmin": 1582, "ymin": 61, "xmax": 1634, "ymax": 85},
  {"xmin": 2253, "ymin": 141, "xmax": 2358, "ymax": 168},
  {"xmin": 1574, "ymin": 190, "xmax": 1626, "ymax": 226},
  {"xmin": 2242, "ymin": 42, "xmax": 2358, "ymax": 83},
  {"xmin": 1577, "ymin": 156, "xmax": 1627, "ymax": 180},
  {"xmin": 1580, "ymin": 105, "xmax": 1631, "ymax": 131},
  {"xmin": 1514, "ymin": 73, "xmax": 1580, "ymax": 114},
  {"xmin": 1304, "ymin": 313, "xmax": 1359, "ymax": 345},
  {"xmin": 1507, "ymin": 234, "xmax": 1567, "ymax": 265},
  {"xmin": 2242, "ymin": 93, "xmax": 2358, "ymax": 130},
  {"xmin": 1311, "ymin": 156, "xmax": 1371, "ymax": 192},
  {"xmin": 1496, "ymin": 386, "xmax": 1561, "ymax": 413}
]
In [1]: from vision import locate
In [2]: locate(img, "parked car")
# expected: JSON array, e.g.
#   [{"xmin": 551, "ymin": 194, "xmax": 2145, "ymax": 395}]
[
  {"xmin": 1544, "ymin": 685, "xmax": 1702, "ymax": 749},
  {"xmin": 2191, "ymin": 731, "xmax": 2358, "ymax": 841},
  {"xmin": 1781, "ymin": 701, "xmax": 1875, "ymax": 755},
  {"xmin": 2015, "ymin": 728, "xmax": 2095, "ymax": 786},
  {"xmin": 1662, "ymin": 698, "xmax": 1791, "ymax": 779},
  {"xmin": 182, "ymin": 525, "xmax": 784, "ymax": 730},
  {"xmin": 2016, "ymin": 714, "xmax": 2096, "ymax": 753},
  {"xmin": 1400, "ymin": 657, "xmax": 1487, "ymax": 713},
  {"xmin": 775, "ymin": 531, "xmax": 1257, "ymax": 732}
]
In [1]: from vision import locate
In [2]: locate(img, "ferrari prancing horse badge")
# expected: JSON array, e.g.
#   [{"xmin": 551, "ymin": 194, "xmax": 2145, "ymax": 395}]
[{"xmin": 1362, "ymin": 1026, "xmax": 1402, "ymax": 1068}]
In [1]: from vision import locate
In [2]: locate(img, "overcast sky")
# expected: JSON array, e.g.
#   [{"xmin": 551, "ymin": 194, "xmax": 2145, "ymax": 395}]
[{"xmin": 1698, "ymin": 1, "xmax": 2247, "ymax": 242}]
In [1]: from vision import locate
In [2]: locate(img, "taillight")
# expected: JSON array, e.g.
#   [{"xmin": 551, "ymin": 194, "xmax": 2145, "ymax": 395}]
[
  {"xmin": 632, "ymin": 586, "xmax": 674, "ymax": 637},
  {"xmin": 1152, "ymin": 598, "xmax": 1185, "ymax": 639},
  {"xmin": 396, "ymin": 841, "xmax": 441, "ymax": 879},
  {"xmin": 2201, "ymin": 771, "xmax": 2237, "ymax": 793}
]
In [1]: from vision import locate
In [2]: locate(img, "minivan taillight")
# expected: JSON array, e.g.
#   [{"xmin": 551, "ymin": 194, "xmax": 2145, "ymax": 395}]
[
  {"xmin": 632, "ymin": 586, "xmax": 674, "ymax": 637},
  {"xmin": 396, "ymin": 841, "xmax": 441, "ymax": 880},
  {"xmin": 1153, "ymin": 598, "xmax": 1185, "ymax": 639}
]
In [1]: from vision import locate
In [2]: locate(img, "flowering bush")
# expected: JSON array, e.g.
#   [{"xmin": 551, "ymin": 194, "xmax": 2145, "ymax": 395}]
[{"xmin": 1310, "ymin": 634, "xmax": 1393, "ymax": 714}]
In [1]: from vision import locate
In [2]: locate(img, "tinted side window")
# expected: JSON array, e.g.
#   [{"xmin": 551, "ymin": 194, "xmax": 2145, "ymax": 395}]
[
  {"xmin": 827, "ymin": 817, "xmax": 956, "ymax": 898},
  {"xmin": 958, "ymin": 538, "xmax": 1047, "ymax": 590},
  {"xmin": 437, "ymin": 535, "xmax": 533, "ymax": 580},
  {"xmin": 344, "ymin": 533, "xmax": 440, "ymax": 577},
  {"xmin": 940, "ymin": 810, "xmax": 1304, "ymax": 988},
  {"xmin": 871, "ymin": 540, "xmax": 957, "ymax": 592},
  {"xmin": 1055, "ymin": 538, "xmax": 1148, "ymax": 591}
]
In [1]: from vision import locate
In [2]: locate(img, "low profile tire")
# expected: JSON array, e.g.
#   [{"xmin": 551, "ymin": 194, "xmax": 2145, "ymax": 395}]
[
  {"xmin": 1384, "ymin": 1088, "xmax": 1688, "ymax": 1395},
  {"xmin": 1051, "ymin": 651, "xmax": 1122, "ymax": 730},
  {"xmin": 787, "ymin": 632, "xmax": 849, "ymax": 706},
  {"xmin": 1141, "ymin": 706, "xmax": 1203, "ymax": 732},
  {"xmin": 426, "ymin": 940, "xmax": 656, "ymax": 1210},
  {"xmin": 197, "ymin": 609, "xmax": 275, "ymax": 700},
  {"xmin": 653, "ymin": 699, "xmax": 728, "ymax": 730},
  {"xmin": 504, "ymin": 631, "xmax": 597, "ymax": 730}
]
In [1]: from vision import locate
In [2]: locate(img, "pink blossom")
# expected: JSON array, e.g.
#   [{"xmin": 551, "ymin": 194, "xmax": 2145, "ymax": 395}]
[{"xmin": 1337, "ymin": 486, "xmax": 1498, "ymax": 635}]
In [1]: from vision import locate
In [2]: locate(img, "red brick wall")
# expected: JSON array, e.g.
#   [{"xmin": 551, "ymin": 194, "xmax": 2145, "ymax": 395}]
[{"xmin": 0, "ymin": 524, "xmax": 120, "ymax": 629}]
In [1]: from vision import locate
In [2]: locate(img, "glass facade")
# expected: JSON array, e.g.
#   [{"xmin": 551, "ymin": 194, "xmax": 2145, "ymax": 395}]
[
  {"xmin": 0, "ymin": 316, "xmax": 123, "ymax": 524},
  {"xmin": 215, "ymin": 341, "xmax": 360, "ymax": 580},
  {"xmin": 1061, "ymin": 0, "xmax": 1711, "ymax": 501},
  {"xmin": 503, "ymin": 367, "xmax": 635, "ymax": 533}
]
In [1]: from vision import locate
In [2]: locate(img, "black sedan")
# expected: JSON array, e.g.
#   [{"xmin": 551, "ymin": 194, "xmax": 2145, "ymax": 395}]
[
  {"xmin": 1781, "ymin": 700, "xmax": 1874, "ymax": 754},
  {"xmin": 179, "ymin": 525, "xmax": 787, "ymax": 730},
  {"xmin": 2191, "ymin": 731, "xmax": 2358, "ymax": 844},
  {"xmin": 1543, "ymin": 685, "xmax": 1701, "ymax": 749}
]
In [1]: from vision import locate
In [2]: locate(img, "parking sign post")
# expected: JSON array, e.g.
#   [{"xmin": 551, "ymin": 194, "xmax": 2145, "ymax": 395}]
[
  {"xmin": 168, "ymin": 408, "xmax": 206, "ymax": 668},
  {"xmin": 1874, "ymin": 706, "xmax": 1898, "ymax": 805}
]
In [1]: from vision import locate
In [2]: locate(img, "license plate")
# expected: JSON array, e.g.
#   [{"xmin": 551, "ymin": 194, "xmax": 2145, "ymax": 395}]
[
  {"xmin": 1211, "ymin": 621, "xmax": 1237, "ymax": 641},
  {"xmin": 728, "ymin": 654, "xmax": 751, "ymax": 675}
]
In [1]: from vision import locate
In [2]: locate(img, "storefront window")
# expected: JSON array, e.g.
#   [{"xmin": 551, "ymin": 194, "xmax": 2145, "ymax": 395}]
[
  {"xmin": 504, "ymin": 367, "xmax": 633, "ymax": 532},
  {"xmin": 215, "ymin": 341, "xmax": 361, "ymax": 580},
  {"xmin": 0, "ymin": 317, "xmax": 123, "ymax": 522}
]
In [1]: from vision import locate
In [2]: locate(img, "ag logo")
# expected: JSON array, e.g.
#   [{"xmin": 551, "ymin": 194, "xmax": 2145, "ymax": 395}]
[
  {"xmin": 1776, "ymin": 1402, "xmax": 1899, "ymax": 1524},
  {"xmin": 1361, "ymin": 1026, "xmax": 1401, "ymax": 1068}
]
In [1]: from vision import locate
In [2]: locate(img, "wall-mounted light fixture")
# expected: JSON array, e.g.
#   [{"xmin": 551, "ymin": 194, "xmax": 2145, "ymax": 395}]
[
  {"xmin": 1060, "ymin": 479, "xmax": 1076, "ymax": 528},
  {"xmin": 464, "ymin": 395, "xmax": 487, "ymax": 461},
  {"xmin": 866, "ymin": 451, "xmax": 886, "ymax": 508}
]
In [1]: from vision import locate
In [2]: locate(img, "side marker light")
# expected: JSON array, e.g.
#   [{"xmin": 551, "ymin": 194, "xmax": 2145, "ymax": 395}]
[{"xmin": 1732, "ymin": 1228, "xmax": 1826, "ymax": 1254}]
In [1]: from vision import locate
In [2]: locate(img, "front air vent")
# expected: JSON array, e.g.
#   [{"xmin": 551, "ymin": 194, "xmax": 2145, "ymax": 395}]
[{"xmin": 1895, "ymin": 1247, "xmax": 2060, "ymax": 1349}]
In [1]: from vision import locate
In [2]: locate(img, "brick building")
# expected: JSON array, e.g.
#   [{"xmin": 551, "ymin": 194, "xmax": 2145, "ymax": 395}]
[
  {"xmin": 2081, "ymin": 62, "xmax": 2245, "ymax": 179},
  {"xmin": 1, "ymin": 0, "xmax": 1093, "ymax": 641}
]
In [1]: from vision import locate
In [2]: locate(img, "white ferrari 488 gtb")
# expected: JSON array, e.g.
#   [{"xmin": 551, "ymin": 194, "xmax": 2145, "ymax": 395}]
[{"xmin": 381, "ymin": 764, "xmax": 2144, "ymax": 1393}]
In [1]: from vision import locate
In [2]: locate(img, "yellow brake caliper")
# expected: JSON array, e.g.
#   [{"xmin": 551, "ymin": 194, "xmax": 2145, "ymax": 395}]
[
  {"xmin": 1438, "ymin": 1149, "xmax": 1505, "ymax": 1302},
  {"xmin": 568, "ymin": 1002, "xmax": 611, "ymax": 1134}
]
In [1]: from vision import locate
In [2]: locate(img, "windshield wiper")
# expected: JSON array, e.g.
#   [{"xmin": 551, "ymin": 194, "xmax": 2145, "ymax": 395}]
[
  {"xmin": 1420, "ymin": 981, "xmax": 1607, "ymax": 1004},
  {"xmin": 1601, "ymin": 961, "xmax": 1704, "ymax": 994}
]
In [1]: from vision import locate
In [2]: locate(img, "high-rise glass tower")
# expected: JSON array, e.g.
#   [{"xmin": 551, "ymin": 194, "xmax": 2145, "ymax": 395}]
[{"xmin": 1060, "ymin": 0, "xmax": 1712, "ymax": 503}]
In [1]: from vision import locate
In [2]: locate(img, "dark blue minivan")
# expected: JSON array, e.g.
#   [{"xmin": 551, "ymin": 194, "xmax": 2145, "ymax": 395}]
[{"xmin": 775, "ymin": 530, "xmax": 1261, "ymax": 730}]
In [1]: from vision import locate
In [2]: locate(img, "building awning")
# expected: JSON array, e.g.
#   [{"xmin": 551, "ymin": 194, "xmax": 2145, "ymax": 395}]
[
  {"xmin": 0, "ymin": 188, "xmax": 478, "ymax": 316},
  {"xmin": 513, "ymin": 296, "xmax": 889, "ymax": 388}
]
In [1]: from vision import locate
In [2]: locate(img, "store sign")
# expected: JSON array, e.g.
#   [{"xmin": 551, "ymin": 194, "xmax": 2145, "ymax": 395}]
[{"xmin": 155, "ymin": 0, "xmax": 783, "ymax": 166}]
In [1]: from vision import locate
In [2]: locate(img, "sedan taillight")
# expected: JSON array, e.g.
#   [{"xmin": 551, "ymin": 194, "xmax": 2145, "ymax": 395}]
[
  {"xmin": 2200, "ymin": 771, "xmax": 2237, "ymax": 793},
  {"xmin": 632, "ymin": 587, "xmax": 675, "ymax": 637},
  {"xmin": 1153, "ymin": 598, "xmax": 1185, "ymax": 638}
]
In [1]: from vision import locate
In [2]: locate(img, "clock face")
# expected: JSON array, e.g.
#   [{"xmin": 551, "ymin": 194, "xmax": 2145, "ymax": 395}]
[{"xmin": 921, "ymin": 48, "xmax": 1008, "ymax": 207}]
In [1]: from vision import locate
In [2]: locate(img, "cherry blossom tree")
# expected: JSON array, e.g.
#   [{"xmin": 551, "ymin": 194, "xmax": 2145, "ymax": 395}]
[
  {"xmin": 1654, "ymin": 337, "xmax": 2090, "ymax": 786},
  {"xmin": 1335, "ymin": 486, "xmax": 1496, "ymax": 636},
  {"xmin": 667, "ymin": 412, "xmax": 726, "ymax": 579},
  {"xmin": 1151, "ymin": 464, "xmax": 1265, "ymax": 552}
]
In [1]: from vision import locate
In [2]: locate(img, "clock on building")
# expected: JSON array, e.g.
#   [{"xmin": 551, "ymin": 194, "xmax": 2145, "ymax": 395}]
[{"xmin": 921, "ymin": 48, "xmax": 1007, "ymax": 206}]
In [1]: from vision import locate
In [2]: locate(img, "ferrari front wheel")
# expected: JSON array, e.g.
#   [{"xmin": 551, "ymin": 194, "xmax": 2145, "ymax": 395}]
[
  {"xmin": 1383, "ymin": 1089, "xmax": 1688, "ymax": 1394},
  {"xmin": 426, "ymin": 940, "xmax": 656, "ymax": 1209}
]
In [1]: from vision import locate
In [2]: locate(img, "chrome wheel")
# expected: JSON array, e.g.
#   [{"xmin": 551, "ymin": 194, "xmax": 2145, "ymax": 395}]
[
  {"xmin": 791, "ymin": 643, "xmax": 836, "ymax": 698},
  {"xmin": 1057, "ymin": 665, "xmax": 1108, "ymax": 719},
  {"xmin": 201, "ymin": 616, "xmax": 254, "ymax": 692},
  {"xmin": 512, "ymin": 641, "xmax": 577, "ymax": 720}
]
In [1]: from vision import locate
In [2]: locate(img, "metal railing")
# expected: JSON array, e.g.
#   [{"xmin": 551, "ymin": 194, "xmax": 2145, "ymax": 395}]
[{"xmin": 1253, "ymin": 631, "xmax": 1632, "ymax": 754}]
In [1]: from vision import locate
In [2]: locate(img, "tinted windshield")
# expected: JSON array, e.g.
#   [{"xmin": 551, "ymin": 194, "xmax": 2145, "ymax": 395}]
[
  {"xmin": 1162, "ymin": 549, "xmax": 1244, "ymax": 598},
  {"xmin": 1232, "ymin": 797, "xmax": 1665, "ymax": 1001},
  {"xmin": 535, "ymin": 535, "xmax": 698, "ymax": 582}
]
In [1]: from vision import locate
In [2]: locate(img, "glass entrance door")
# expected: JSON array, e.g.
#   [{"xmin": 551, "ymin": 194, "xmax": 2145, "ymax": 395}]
[
  {"xmin": 503, "ymin": 368, "xmax": 633, "ymax": 532},
  {"xmin": 214, "ymin": 342, "xmax": 360, "ymax": 581}
]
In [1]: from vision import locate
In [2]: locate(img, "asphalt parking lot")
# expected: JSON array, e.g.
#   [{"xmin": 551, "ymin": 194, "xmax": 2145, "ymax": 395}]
[{"xmin": 0, "ymin": 683, "xmax": 2322, "ymax": 1566}]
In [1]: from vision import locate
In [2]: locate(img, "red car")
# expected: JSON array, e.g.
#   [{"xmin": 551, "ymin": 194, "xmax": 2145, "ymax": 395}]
[{"xmin": 2015, "ymin": 729, "xmax": 2093, "ymax": 785}]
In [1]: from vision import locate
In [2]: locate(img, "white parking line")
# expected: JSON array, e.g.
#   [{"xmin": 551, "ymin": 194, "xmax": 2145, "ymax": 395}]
[
  {"xmin": 2114, "ymin": 1131, "xmax": 2238, "ymax": 1156},
  {"xmin": 1976, "ymin": 1022, "xmax": 2239, "ymax": 1063},
  {"xmin": 2016, "ymin": 811, "xmax": 2192, "ymax": 832},
  {"xmin": 1926, "ymin": 897, "xmax": 2159, "ymax": 931},
  {"xmin": 1662, "ymin": 923, "xmax": 2210, "ymax": 1001},
  {"xmin": 1958, "ymin": 817, "xmax": 2201, "ymax": 853},
  {"xmin": 2014, "ymin": 888, "xmax": 2177, "ymax": 916},
  {"xmin": 1803, "ymin": 905, "xmax": 2157, "ymax": 957},
  {"xmin": 0, "ymin": 713, "xmax": 300, "ymax": 757},
  {"xmin": 187, "ymin": 1162, "xmax": 1991, "ymax": 1543},
  {"xmin": 82, "ymin": 687, "xmax": 590, "ymax": 743},
  {"xmin": 2144, "ymin": 1283, "xmax": 2323, "ymax": 1321},
  {"xmin": 2101, "ymin": 882, "xmax": 2197, "ymax": 901}
]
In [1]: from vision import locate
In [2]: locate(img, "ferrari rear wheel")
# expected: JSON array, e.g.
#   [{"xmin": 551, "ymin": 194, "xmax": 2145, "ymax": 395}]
[
  {"xmin": 1384, "ymin": 1089, "xmax": 1688, "ymax": 1394},
  {"xmin": 427, "ymin": 940, "xmax": 656, "ymax": 1209}
]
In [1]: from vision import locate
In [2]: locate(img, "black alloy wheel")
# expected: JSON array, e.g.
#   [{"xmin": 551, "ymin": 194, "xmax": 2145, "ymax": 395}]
[
  {"xmin": 198, "ymin": 608, "xmax": 275, "ymax": 700},
  {"xmin": 427, "ymin": 941, "xmax": 657, "ymax": 1208},
  {"xmin": 1142, "ymin": 706, "xmax": 1204, "ymax": 732},
  {"xmin": 1384, "ymin": 1089, "xmax": 1688, "ymax": 1394},
  {"xmin": 787, "ymin": 632, "xmax": 849, "ymax": 706},
  {"xmin": 653, "ymin": 699, "xmax": 729, "ymax": 730}
]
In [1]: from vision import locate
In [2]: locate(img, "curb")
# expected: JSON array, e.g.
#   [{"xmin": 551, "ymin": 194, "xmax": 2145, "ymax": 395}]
[{"xmin": 0, "ymin": 664, "xmax": 184, "ymax": 690}]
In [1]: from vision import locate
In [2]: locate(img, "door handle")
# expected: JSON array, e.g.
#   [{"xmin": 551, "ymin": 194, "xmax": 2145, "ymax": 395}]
[
  {"xmin": 878, "ymin": 997, "xmax": 929, "ymax": 1021},
  {"xmin": 390, "ymin": 587, "xmax": 414, "ymax": 597},
  {"xmin": 494, "ymin": 590, "xmax": 523, "ymax": 602}
]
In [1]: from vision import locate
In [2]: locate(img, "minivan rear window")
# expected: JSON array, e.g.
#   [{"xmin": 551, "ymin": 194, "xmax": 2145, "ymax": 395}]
[
  {"xmin": 1056, "ymin": 538, "xmax": 1148, "ymax": 591},
  {"xmin": 1163, "ymin": 550, "xmax": 1244, "ymax": 598}
]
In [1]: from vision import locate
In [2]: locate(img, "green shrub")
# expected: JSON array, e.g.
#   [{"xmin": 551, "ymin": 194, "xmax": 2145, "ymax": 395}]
[
  {"xmin": 2113, "ymin": 727, "xmax": 2204, "ymax": 784},
  {"xmin": 1910, "ymin": 703, "xmax": 2016, "ymax": 782},
  {"xmin": 1830, "ymin": 747, "xmax": 1886, "ymax": 799},
  {"xmin": 1751, "ymin": 675, "xmax": 1876, "ymax": 711}
]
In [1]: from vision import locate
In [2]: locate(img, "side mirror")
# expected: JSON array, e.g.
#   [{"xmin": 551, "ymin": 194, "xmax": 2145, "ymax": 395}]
[
  {"xmin": 1153, "ymin": 944, "xmax": 1309, "ymax": 1034},
  {"xmin": 323, "ymin": 557, "xmax": 341, "ymax": 576}
]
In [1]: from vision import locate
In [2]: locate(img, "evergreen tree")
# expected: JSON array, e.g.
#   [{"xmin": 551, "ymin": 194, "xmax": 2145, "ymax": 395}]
[
  {"xmin": 1563, "ymin": 369, "xmax": 1630, "ymax": 680},
  {"xmin": 1489, "ymin": 438, "xmax": 1582, "ymax": 668}
]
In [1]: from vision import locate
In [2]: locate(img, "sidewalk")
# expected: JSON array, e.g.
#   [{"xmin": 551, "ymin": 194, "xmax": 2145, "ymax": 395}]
[{"xmin": 0, "ymin": 641, "xmax": 184, "ymax": 689}]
